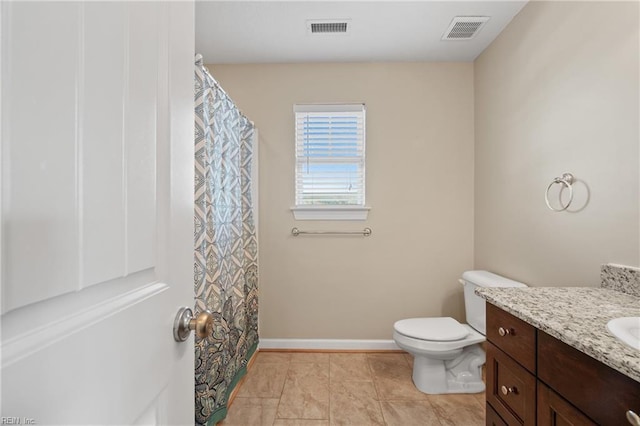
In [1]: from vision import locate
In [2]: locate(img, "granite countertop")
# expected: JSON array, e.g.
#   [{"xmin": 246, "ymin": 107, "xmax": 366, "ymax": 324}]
[{"xmin": 476, "ymin": 287, "xmax": 640, "ymax": 383}]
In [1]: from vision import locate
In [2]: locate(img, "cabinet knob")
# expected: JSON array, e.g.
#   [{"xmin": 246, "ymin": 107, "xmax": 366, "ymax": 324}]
[
  {"xmin": 498, "ymin": 327, "xmax": 512, "ymax": 336},
  {"xmin": 627, "ymin": 410, "xmax": 640, "ymax": 426},
  {"xmin": 501, "ymin": 385, "xmax": 517, "ymax": 396}
]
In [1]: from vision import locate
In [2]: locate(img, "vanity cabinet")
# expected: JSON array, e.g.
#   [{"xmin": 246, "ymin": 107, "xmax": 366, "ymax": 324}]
[{"xmin": 486, "ymin": 303, "xmax": 640, "ymax": 426}]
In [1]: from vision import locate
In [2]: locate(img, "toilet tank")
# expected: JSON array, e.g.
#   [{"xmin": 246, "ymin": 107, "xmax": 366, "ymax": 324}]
[{"xmin": 461, "ymin": 270, "xmax": 527, "ymax": 335}]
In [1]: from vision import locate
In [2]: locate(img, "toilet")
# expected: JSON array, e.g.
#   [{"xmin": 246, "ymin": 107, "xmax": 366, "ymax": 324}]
[{"xmin": 393, "ymin": 270, "xmax": 526, "ymax": 394}]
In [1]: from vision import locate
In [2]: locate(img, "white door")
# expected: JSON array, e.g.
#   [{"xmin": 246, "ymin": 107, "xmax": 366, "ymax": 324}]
[{"xmin": 1, "ymin": 2, "xmax": 195, "ymax": 424}]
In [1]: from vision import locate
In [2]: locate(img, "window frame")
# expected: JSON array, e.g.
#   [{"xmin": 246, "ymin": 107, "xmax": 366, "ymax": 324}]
[{"xmin": 291, "ymin": 103, "xmax": 370, "ymax": 221}]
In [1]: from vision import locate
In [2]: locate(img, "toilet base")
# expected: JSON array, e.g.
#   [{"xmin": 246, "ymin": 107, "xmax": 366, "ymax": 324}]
[{"xmin": 411, "ymin": 344, "xmax": 485, "ymax": 394}]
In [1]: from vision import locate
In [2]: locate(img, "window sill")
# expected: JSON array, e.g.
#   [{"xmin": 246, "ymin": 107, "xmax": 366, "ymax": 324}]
[{"xmin": 291, "ymin": 206, "xmax": 371, "ymax": 221}]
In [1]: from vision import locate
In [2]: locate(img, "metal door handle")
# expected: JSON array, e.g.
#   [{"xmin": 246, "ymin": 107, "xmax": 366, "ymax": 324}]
[{"xmin": 173, "ymin": 307, "xmax": 213, "ymax": 342}]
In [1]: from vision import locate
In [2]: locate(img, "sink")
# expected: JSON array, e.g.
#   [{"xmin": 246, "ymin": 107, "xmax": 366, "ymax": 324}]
[{"xmin": 607, "ymin": 317, "xmax": 640, "ymax": 350}]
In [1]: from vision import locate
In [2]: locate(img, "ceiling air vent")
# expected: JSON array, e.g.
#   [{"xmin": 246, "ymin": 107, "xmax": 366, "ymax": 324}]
[
  {"xmin": 307, "ymin": 19, "xmax": 351, "ymax": 35},
  {"xmin": 442, "ymin": 16, "xmax": 490, "ymax": 40}
]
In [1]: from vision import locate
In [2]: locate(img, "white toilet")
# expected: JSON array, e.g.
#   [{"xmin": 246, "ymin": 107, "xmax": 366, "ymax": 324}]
[{"xmin": 393, "ymin": 270, "xmax": 526, "ymax": 394}]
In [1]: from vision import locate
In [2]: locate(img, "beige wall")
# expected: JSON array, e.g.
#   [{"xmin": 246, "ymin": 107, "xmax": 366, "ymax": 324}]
[
  {"xmin": 474, "ymin": 1, "xmax": 639, "ymax": 286},
  {"xmin": 210, "ymin": 63, "xmax": 475, "ymax": 339}
]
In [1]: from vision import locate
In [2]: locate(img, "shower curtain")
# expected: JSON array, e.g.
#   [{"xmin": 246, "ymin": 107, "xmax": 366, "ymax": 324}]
[{"xmin": 194, "ymin": 59, "xmax": 259, "ymax": 426}]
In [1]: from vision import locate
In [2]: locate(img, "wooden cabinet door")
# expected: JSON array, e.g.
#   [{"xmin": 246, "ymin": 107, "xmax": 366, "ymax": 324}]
[
  {"xmin": 537, "ymin": 382, "xmax": 596, "ymax": 426},
  {"xmin": 538, "ymin": 331, "xmax": 640, "ymax": 425}
]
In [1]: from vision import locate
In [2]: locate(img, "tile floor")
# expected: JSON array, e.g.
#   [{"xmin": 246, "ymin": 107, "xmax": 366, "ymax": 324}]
[{"xmin": 220, "ymin": 351, "xmax": 485, "ymax": 426}]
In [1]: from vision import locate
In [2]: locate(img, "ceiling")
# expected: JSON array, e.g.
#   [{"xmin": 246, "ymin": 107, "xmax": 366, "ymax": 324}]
[{"xmin": 195, "ymin": 1, "xmax": 528, "ymax": 64}]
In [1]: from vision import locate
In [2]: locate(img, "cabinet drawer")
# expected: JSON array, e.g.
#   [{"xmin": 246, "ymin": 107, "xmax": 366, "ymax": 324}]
[
  {"xmin": 538, "ymin": 331, "xmax": 640, "ymax": 426},
  {"xmin": 486, "ymin": 342, "xmax": 536, "ymax": 425},
  {"xmin": 486, "ymin": 303, "xmax": 536, "ymax": 373},
  {"xmin": 486, "ymin": 402, "xmax": 508, "ymax": 426},
  {"xmin": 537, "ymin": 381, "xmax": 596, "ymax": 426}
]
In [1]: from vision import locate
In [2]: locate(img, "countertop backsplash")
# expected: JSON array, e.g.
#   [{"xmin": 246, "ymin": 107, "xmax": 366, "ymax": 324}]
[{"xmin": 601, "ymin": 263, "xmax": 640, "ymax": 297}]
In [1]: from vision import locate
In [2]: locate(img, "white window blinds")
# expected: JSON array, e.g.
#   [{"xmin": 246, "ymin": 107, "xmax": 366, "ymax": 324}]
[{"xmin": 294, "ymin": 104, "xmax": 366, "ymax": 206}]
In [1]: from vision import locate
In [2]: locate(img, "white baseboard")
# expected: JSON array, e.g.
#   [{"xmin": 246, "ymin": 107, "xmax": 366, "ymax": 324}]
[{"xmin": 259, "ymin": 338, "xmax": 401, "ymax": 351}]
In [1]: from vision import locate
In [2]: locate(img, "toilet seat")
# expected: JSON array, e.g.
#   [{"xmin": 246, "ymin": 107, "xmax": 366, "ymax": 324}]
[
  {"xmin": 393, "ymin": 324, "xmax": 485, "ymax": 354},
  {"xmin": 394, "ymin": 317, "xmax": 469, "ymax": 341}
]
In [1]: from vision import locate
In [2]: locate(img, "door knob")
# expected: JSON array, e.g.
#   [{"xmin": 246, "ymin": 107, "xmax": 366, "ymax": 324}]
[{"xmin": 173, "ymin": 307, "xmax": 214, "ymax": 342}]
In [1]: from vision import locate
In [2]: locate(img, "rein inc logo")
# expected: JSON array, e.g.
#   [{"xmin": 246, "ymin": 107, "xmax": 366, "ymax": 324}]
[{"xmin": 1, "ymin": 418, "xmax": 35, "ymax": 425}]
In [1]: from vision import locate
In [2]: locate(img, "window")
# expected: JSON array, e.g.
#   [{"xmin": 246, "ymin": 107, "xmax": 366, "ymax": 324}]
[{"xmin": 292, "ymin": 104, "xmax": 369, "ymax": 220}]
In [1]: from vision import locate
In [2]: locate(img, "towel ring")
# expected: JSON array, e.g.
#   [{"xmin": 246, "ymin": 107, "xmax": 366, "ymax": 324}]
[{"xmin": 545, "ymin": 172, "xmax": 574, "ymax": 212}]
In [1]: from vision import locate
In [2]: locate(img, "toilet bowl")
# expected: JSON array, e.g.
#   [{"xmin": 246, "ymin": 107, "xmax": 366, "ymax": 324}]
[{"xmin": 393, "ymin": 271, "xmax": 526, "ymax": 394}]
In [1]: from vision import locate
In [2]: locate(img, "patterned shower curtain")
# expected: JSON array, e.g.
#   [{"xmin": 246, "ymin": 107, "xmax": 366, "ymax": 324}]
[{"xmin": 194, "ymin": 60, "xmax": 259, "ymax": 426}]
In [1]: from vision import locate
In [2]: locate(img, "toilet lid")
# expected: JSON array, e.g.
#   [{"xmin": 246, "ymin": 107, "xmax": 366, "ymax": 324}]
[{"xmin": 394, "ymin": 317, "xmax": 469, "ymax": 341}]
